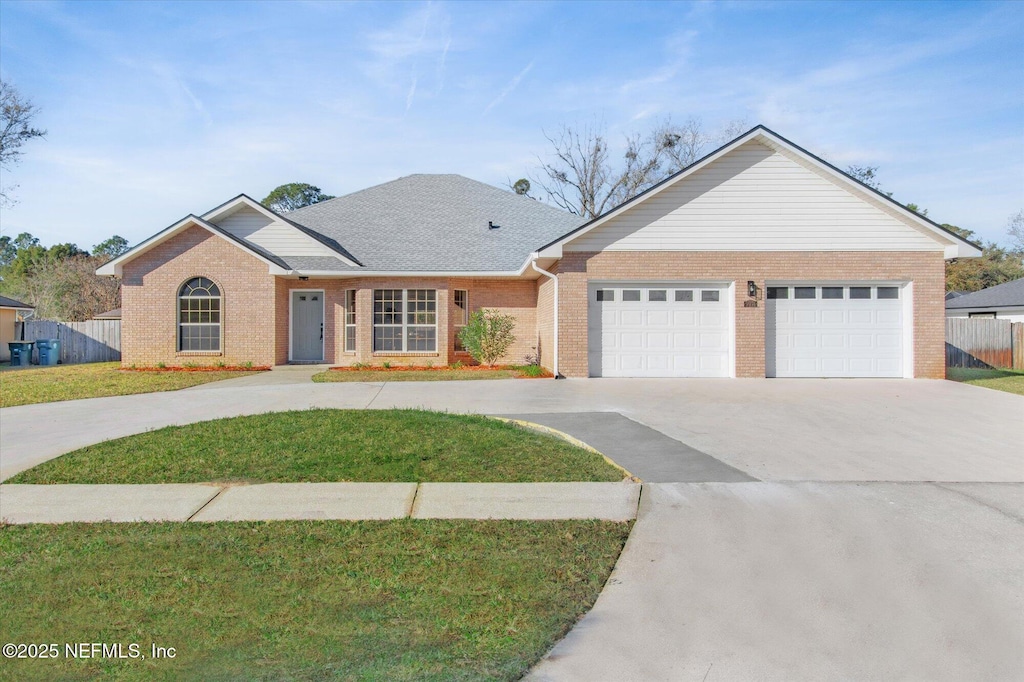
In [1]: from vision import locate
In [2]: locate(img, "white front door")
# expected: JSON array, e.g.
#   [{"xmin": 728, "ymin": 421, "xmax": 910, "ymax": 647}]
[
  {"xmin": 766, "ymin": 284, "xmax": 905, "ymax": 378},
  {"xmin": 588, "ymin": 282, "xmax": 732, "ymax": 378},
  {"xmin": 290, "ymin": 290, "xmax": 324, "ymax": 362}
]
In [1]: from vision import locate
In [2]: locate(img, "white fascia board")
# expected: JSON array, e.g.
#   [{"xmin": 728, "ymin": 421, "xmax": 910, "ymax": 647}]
[
  {"xmin": 200, "ymin": 194, "xmax": 278, "ymax": 224},
  {"xmin": 95, "ymin": 215, "xmax": 292, "ymax": 277}
]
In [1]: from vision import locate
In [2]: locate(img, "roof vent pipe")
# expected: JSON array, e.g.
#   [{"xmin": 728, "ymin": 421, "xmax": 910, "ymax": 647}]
[{"xmin": 488, "ymin": 221, "xmax": 500, "ymax": 230}]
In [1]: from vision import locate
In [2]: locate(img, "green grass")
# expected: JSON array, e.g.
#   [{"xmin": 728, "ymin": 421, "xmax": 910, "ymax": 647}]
[
  {"xmin": 947, "ymin": 367, "xmax": 1024, "ymax": 396},
  {"xmin": 0, "ymin": 362, "xmax": 262, "ymax": 408},
  {"xmin": 0, "ymin": 520, "xmax": 631, "ymax": 681},
  {"xmin": 8, "ymin": 409, "xmax": 625, "ymax": 484},
  {"xmin": 313, "ymin": 368, "xmax": 521, "ymax": 382}
]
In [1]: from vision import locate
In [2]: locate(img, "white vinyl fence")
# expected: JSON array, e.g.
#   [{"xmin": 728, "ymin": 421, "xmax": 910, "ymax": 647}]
[{"xmin": 14, "ymin": 320, "xmax": 121, "ymax": 364}]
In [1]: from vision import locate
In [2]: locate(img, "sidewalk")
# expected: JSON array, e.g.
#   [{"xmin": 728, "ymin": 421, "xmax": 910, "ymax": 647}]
[{"xmin": 0, "ymin": 481, "xmax": 641, "ymax": 524}]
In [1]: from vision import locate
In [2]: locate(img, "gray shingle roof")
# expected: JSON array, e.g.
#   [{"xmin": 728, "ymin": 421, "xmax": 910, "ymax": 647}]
[
  {"xmin": 0, "ymin": 295, "xmax": 33, "ymax": 309},
  {"xmin": 286, "ymin": 174, "xmax": 582, "ymax": 272},
  {"xmin": 945, "ymin": 277, "xmax": 1024, "ymax": 309}
]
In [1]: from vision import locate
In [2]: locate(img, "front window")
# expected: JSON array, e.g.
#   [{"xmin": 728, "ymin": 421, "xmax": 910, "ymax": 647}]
[
  {"xmin": 178, "ymin": 277, "xmax": 221, "ymax": 351},
  {"xmin": 454, "ymin": 289, "xmax": 468, "ymax": 352},
  {"xmin": 373, "ymin": 289, "xmax": 437, "ymax": 352},
  {"xmin": 344, "ymin": 290, "xmax": 356, "ymax": 352}
]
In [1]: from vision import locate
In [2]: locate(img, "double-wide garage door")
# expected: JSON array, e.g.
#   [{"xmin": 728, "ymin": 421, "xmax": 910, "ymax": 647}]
[
  {"xmin": 766, "ymin": 284, "xmax": 905, "ymax": 378},
  {"xmin": 588, "ymin": 283, "xmax": 731, "ymax": 377},
  {"xmin": 588, "ymin": 280, "xmax": 908, "ymax": 378}
]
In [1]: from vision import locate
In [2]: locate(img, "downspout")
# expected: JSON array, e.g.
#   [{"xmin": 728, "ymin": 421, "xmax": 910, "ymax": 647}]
[{"xmin": 531, "ymin": 258, "xmax": 559, "ymax": 378}]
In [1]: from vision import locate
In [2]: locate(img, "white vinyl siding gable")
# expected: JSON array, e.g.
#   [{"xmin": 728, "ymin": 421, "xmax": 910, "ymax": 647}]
[
  {"xmin": 564, "ymin": 140, "xmax": 943, "ymax": 253},
  {"xmin": 214, "ymin": 206, "xmax": 340, "ymax": 258}
]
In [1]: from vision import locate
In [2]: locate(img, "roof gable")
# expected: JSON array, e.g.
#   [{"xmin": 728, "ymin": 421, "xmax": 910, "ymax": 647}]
[
  {"xmin": 95, "ymin": 214, "xmax": 292, "ymax": 277},
  {"xmin": 540, "ymin": 126, "xmax": 981, "ymax": 260}
]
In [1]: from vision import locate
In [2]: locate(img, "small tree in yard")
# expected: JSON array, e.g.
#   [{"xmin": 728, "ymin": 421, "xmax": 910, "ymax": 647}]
[{"xmin": 458, "ymin": 309, "xmax": 516, "ymax": 367}]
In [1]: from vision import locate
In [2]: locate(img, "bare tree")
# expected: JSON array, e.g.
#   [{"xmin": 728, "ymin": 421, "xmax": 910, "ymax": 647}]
[
  {"xmin": 0, "ymin": 80, "xmax": 47, "ymax": 206},
  {"xmin": 531, "ymin": 117, "xmax": 749, "ymax": 219},
  {"xmin": 14, "ymin": 255, "xmax": 120, "ymax": 321},
  {"xmin": 1007, "ymin": 209, "xmax": 1024, "ymax": 253}
]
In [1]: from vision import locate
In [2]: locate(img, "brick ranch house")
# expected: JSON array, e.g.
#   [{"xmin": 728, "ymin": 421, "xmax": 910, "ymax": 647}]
[{"xmin": 98, "ymin": 126, "xmax": 979, "ymax": 378}]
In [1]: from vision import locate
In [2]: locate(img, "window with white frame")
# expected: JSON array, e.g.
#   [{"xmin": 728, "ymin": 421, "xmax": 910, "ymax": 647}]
[
  {"xmin": 373, "ymin": 289, "xmax": 437, "ymax": 352},
  {"xmin": 344, "ymin": 290, "xmax": 356, "ymax": 352},
  {"xmin": 454, "ymin": 289, "xmax": 468, "ymax": 352},
  {"xmin": 178, "ymin": 277, "xmax": 221, "ymax": 351}
]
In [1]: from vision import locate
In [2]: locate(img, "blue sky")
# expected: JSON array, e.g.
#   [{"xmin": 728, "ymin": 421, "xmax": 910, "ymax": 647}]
[{"xmin": 1, "ymin": 0, "xmax": 1022, "ymax": 250}]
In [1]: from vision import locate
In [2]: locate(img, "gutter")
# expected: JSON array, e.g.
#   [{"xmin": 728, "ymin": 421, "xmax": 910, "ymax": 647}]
[{"xmin": 530, "ymin": 257, "xmax": 559, "ymax": 378}]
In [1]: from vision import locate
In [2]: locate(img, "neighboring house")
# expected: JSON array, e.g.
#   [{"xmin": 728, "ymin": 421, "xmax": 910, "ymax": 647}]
[
  {"xmin": 98, "ymin": 126, "xmax": 980, "ymax": 379},
  {"xmin": 92, "ymin": 308, "xmax": 122, "ymax": 320},
  {"xmin": 0, "ymin": 295, "xmax": 35, "ymax": 362},
  {"xmin": 945, "ymin": 278, "xmax": 1024, "ymax": 322}
]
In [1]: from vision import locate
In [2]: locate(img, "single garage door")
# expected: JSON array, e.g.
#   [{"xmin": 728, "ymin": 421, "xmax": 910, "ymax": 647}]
[
  {"xmin": 588, "ymin": 283, "xmax": 732, "ymax": 377},
  {"xmin": 766, "ymin": 284, "xmax": 905, "ymax": 378}
]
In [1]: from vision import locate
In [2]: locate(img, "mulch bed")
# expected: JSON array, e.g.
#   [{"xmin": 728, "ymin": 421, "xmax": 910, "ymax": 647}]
[
  {"xmin": 123, "ymin": 366, "xmax": 271, "ymax": 373},
  {"xmin": 328, "ymin": 365, "xmax": 554, "ymax": 378}
]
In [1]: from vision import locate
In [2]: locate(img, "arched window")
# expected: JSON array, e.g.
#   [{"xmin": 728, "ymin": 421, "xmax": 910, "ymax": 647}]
[{"xmin": 178, "ymin": 277, "xmax": 221, "ymax": 351}]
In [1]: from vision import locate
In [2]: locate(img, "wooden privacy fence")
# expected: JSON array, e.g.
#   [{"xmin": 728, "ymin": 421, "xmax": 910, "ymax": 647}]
[
  {"xmin": 945, "ymin": 318, "xmax": 1024, "ymax": 370},
  {"xmin": 14, "ymin": 320, "xmax": 121, "ymax": 364}
]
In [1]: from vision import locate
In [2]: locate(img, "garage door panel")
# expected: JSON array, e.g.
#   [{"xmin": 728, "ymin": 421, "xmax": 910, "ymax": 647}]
[
  {"xmin": 767, "ymin": 284, "xmax": 905, "ymax": 378},
  {"xmin": 647, "ymin": 332, "xmax": 671, "ymax": 349},
  {"xmin": 821, "ymin": 334, "xmax": 845, "ymax": 348},
  {"xmin": 621, "ymin": 310, "xmax": 643, "ymax": 325},
  {"xmin": 793, "ymin": 310, "xmax": 818, "ymax": 324},
  {"xmin": 647, "ymin": 310, "xmax": 670, "ymax": 326},
  {"xmin": 821, "ymin": 310, "xmax": 845, "ymax": 324},
  {"xmin": 589, "ymin": 283, "xmax": 731, "ymax": 378},
  {"xmin": 877, "ymin": 310, "xmax": 901, "ymax": 325},
  {"xmin": 673, "ymin": 310, "xmax": 697, "ymax": 325},
  {"xmin": 673, "ymin": 333, "xmax": 697, "ymax": 348}
]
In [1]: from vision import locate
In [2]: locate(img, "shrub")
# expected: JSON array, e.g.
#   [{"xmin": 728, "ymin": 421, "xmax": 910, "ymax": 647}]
[
  {"xmin": 458, "ymin": 309, "xmax": 516, "ymax": 367},
  {"xmin": 517, "ymin": 364, "xmax": 545, "ymax": 378},
  {"xmin": 382, "ymin": 361, "xmax": 392, "ymax": 369}
]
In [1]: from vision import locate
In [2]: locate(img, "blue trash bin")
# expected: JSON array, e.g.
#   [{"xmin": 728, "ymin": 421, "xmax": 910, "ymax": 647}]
[
  {"xmin": 36, "ymin": 339, "xmax": 61, "ymax": 366},
  {"xmin": 8, "ymin": 341, "xmax": 34, "ymax": 367}
]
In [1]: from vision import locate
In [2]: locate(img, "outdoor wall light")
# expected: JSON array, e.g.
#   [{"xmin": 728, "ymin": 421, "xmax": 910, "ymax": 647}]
[{"xmin": 747, "ymin": 280, "xmax": 757, "ymax": 297}]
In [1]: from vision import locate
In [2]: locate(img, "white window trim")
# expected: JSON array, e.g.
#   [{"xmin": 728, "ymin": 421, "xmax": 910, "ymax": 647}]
[
  {"xmin": 178, "ymin": 277, "xmax": 223, "ymax": 354},
  {"xmin": 454, "ymin": 289, "xmax": 469, "ymax": 353},
  {"xmin": 344, "ymin": 289, "xmax": 357, "ymax": 353},
  {"xmin": 373, "ymin": 289, "xmax": 438, "ymax": 353}
]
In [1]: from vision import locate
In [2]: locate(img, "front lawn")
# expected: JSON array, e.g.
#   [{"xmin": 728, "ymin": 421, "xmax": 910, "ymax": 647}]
[
  {"xmin": 0, "ymin": 520, "xmax": 630, "ymax": 681},
  {"xmin": 946, "ymin": 367, "xmax": 1024, "ymax": 396},
  {"xmin": 8, "ymin": 409, "xmax": 625, "ymax": 484},
  {"xmin": 0, "ymin": 362, "xmax": 264, "ymax": 408}
]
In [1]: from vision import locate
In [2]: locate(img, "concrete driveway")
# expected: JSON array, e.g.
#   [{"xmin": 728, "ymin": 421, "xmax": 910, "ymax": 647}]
[{"xmin": 1, "ymin": 374, "xmax": 1021, "ymax": 679}]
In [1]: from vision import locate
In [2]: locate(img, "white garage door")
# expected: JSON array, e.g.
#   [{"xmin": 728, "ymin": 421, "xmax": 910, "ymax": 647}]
[
  {"xmin": 588, "ymin": 283, "xmax": 732, "ymax": 377},
  {"xmin": 766, "ymin": 284, "xmax": 905, "ymax": 378}
]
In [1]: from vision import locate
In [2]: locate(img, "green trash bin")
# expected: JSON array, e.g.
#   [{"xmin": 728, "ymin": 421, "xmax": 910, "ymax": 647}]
[
  {"xmin": 36, "ymin": 338, "xmax": 61, "ymax": 366},
  {"xmin": 8, "ymin": 341, "xmax": 34, "ymax": 367}
]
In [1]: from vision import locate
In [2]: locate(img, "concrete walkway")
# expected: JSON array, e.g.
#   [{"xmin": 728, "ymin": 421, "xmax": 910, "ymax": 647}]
[{"xmin": 0, "ymin": 481, "xmax": 640, "ymax": 524}]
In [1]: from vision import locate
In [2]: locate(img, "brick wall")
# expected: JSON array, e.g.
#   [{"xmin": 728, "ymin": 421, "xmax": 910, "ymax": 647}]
[
  {"xmin": 556, "ymin": 251, "xmax": 946, "ymax": 379},
  {"xmin": 121, "ymin": 226, "xmax": 277, "ymax": 367},
  {"xmin": 274, "ymin": 277, "xmax": 538, "ymax": 367}
]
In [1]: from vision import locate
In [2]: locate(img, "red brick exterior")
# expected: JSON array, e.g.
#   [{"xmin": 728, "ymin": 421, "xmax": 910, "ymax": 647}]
[
  {"xmin": 122, "ymin": 232, "xmax": 539, "ymax": 368},
  {"xmin": 553, "ymin": 250, "xmax": 946, "ymax": 379},
  {"xmin": 121, "ymin": 226, "xmax": 278, "ymax": 367},
  {"xmin": 121, "ymin": 228, "xmax": 944, "ymax": 378}
]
